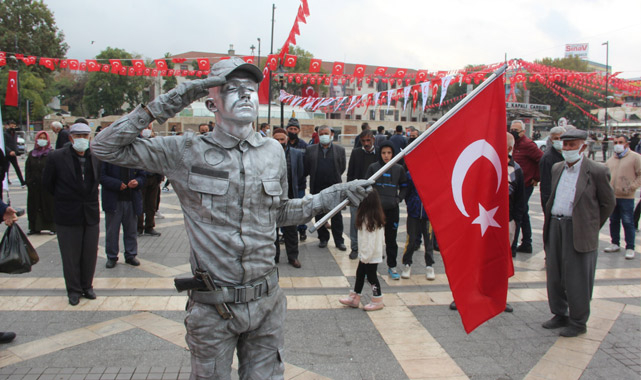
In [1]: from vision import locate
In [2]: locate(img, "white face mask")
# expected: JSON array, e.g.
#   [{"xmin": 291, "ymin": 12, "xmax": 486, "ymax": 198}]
[
  {"xmin": 552, "ymin": 140, "xmax": 563, "ymax": 151},
  {"xmin": 613, "ymin": 144, "xmax": 625, "ymax": 154},
  {"xmin": 72, "ymin": 138, "xmax": 90, "ymax": 152},
  {"xmin": 562, "ymin": 145, "xmax": 584, "ymax": 163},
  {"xmin": 265, "ymin": 129, "xmax": 270, "ymax": 134},
  {"xmin": 37, "ymin": 139, "xmax": 48, "ymax": 147},
  {"xmin": 141, "ymin": 129, "xmax": 152, "ymax": 138},
  {"xmin": 319, "ymin": 135, "xmax": 332, "ymax": 145}
]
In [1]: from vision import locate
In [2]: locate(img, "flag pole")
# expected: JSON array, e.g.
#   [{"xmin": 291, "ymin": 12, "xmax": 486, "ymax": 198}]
[{"xmin": 309, "ymin": 64, "xmax": 508, "ymax": 233}]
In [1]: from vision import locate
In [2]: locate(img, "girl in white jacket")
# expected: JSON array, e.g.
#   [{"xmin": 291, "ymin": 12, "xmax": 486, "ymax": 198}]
[{"xmin": 339, "ymin": 191, "xmax": 386, "ymax": 311}]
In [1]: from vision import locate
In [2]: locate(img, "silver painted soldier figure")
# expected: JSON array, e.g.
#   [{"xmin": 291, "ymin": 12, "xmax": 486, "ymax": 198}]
[{"xmin": 92, "ymin": 57, "xmax": 372, "ymax": 380}]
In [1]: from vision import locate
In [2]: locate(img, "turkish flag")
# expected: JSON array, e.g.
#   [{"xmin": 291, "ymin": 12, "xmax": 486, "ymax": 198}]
[
  {"xmin": 332, "ymin": 62, "xmax": 344, "ymax": 76},
  {"xmin": 309, "ymin": 58, "xmax": 322, "ymax": 73},
  {"xmin": 393, "ymin": 68, "xmax": 407, "ymax": 78},
  {"xmin": 374, "ymin": 66, "xmax": 387, "ymax": 76},
  {"xmin": 110, "ymin": 59, "xmax": 122, "ymax": 73},
  {"xmin": 155, "ymin": 59, "xmax": 168, "ymax": 70},
  {"xmin": 283, "ymin": 54, "xmax": 297, "ymax": 68},
  {"xmin": 242, "ymin": 56, "xmax": 255, "ymax": 64},
  {"xmin": 5, "ymin": 70, "xmax": 19, "ymax": 107},
  {"xmin": 39, "ymin": 57, "xmax": 55, "ymax": 70},
  {"xmin": 132, "ymin": 59, "xmax": 146, "ymax": 71},
  {"xmin": 353, "ymin": 64, "xmax": 366, "ymax": 78},
  {"xmin": 266, "ymin": 55, "xmax": 279, "ymax": 71},
  {"xmin": 67, "ymin": 59, "xmax": 79, "ymax": 70},
  {"xmin": 404, "ymin": 75, "xmax": 512, "ymax": 333},
  {"xmin": 416, "ymin": 70, "xmax": 428, "ymax": 83},
  {"xmin": 197, "ymin": 58, "xmax": 210, "ymax": 71},
  {"xmin": 258, "ymin": 65, "xmax": 271, "ymax": 105}
]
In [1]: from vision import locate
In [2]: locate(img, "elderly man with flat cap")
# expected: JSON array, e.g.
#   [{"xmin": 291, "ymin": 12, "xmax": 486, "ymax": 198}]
[
  {"xmin": 542, "ymin": 128, "xmax": 615, "ymax": 337},
  {"xmin": 43, "ymin": 123, "xmax": 101, "ymax": 306},
  {"xmin": 92, "ymin": 57, "xmax": 372, "ymax": 380}
]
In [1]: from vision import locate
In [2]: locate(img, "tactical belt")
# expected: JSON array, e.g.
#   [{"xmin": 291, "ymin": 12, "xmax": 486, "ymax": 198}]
[{"xmin": 189, "ymin": 268, "xmax": 279, "ymax": 305}]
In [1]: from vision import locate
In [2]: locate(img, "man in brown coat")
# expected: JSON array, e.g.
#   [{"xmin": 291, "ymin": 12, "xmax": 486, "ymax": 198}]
[{"xmin": 542, "ymin": 129, "xmax": 615, "ymax": 337}]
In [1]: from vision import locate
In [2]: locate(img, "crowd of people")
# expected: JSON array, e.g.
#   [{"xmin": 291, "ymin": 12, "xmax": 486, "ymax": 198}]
[{"xmin": 0, "ymin": 75, "xmax": 637, "ymax": 378}]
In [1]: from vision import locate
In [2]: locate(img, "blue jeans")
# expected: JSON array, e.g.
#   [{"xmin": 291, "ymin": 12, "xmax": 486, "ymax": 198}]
[{"xmin": 609, "ymin": 198, "xmax": 636, "ymax": 250}]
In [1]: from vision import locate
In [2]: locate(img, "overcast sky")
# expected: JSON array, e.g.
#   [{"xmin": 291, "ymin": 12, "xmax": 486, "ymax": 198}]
[{"xmin": 43, "ymin": 0, "xmax": 641, "ymax": 78}]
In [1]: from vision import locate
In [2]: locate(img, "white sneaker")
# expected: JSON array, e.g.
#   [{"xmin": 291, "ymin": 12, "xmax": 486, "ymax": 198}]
[
  {"xmin": 401, "ymin": 264, "xmax": 411, "ymax": 279},
  {"xmin": 155, "ymin": 211, "xmax": 165, "ymax": 219},
  {"xmin": 625, "ymin": 249, "xmax": 635, "ymax": 260},
  {"xmin": 426, "ymin": 266, "xmax": 435, "ymax": 280},
  {"xmin": 604, "ymin": 244, "xmax": 620, "ymax": 253}
]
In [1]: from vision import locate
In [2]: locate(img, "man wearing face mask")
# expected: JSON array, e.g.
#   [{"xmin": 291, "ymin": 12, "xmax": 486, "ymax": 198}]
[
  {"xmin": 259, "ymin": 123, "xmax": 270, "ymax": 137},
  {"xmin": 510, "ymin": 120, "xmax": 543, "ymax": 254},
  {"xmin": 43, "ymin": 123, "xmax": 101, "ymax": 306},
  {"xmin": 539, "ymin": 126, "xmax": 566, "ymax": 210},
  {"xmin": 286, "ymin": 118, "xmax": 307, "ymax": 150},
  {"xmin": 305, "ymin": 125, "xmax": 347, "ymax": 251},
  {"xmin": 271, "ymin": 128, "xmax": 304, "ymax": 267},
  {"xmin": 604, "ymin": 135, "xmax": 641, "ymax": 260},
  {"xmin": 91, "ymin": 57, "xmax": 372, "ymax": 379},
  {"xmin": 542, "ymin": 128, "xmax": 614, "ymax": 337}
]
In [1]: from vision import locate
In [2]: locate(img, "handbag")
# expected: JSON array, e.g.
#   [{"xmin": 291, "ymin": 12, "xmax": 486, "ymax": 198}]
[{"xmin": 0, "ymin": 224, "xmax": 39, "ymax": 274}]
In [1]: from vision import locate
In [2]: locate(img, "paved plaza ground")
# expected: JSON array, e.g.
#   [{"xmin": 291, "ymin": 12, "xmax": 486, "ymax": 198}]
[{"xmin": 0, "ymin": 149, "xmax": 639, "ymax": 380}]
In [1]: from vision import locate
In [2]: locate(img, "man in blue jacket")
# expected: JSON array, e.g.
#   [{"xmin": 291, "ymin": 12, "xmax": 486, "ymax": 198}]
[{"xmin": 100, "ymin": 161, "xmax": 146, "ymax": 268}]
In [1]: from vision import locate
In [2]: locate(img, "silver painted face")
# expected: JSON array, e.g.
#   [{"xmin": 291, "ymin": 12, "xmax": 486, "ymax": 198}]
[{"xmin": 210, "ymin": 75, "xmax": 259, "ymax": 124}]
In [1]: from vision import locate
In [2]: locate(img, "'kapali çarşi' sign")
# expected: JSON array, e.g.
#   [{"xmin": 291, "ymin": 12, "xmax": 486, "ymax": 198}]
[{"xmin": 506, "ymin": 102, "xmax": 551, "ymax": 112}]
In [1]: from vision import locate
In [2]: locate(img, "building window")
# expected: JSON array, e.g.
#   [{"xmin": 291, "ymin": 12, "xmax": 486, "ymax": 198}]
[{"xmin": 180, "ymin": 64, "xmax": 188, "ymax": 71}]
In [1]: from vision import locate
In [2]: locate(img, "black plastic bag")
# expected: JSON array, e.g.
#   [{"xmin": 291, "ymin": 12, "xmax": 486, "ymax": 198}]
[{"xmin": 0, "ymin": 224, "xmax": 39, "ymax": 274}]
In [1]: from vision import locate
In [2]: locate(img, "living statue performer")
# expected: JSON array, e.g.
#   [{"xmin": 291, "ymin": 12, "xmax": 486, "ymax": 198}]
[{"xmin": 92, "ymin": 57, "xmax": 373, "ymax": 380}]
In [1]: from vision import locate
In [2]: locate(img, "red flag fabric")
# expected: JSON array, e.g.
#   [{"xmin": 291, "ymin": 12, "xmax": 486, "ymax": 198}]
[
  {"xmin": 404, "ymin": 75, "xmax": 512, "ymax": 333},
  {"xmin": 241, "ymin": 56, "xmax": 255, "ymax": 64},
  {"xmin": 155, "ymin": 59, "xmax": 168, "ymax": 70},
  {"xmin": 416, "ymin": 70, "xmax": 428, "ymax": 83},
  {"xmin": 132, "ymin": 59, "xmax": 146, "ymax": 71},
  {"xmin": 393, "ymin": 68, "xmax": 407, "ymax": 78},
  {"xmin": 196, "ymin": 58, "xmax": 210, "ymax": 71},
  {"xmin": 5, "ymin": 70, "xmax": 19, "ymax": 107},
  {"xmin": 283, "ymin": 54, "xmax": 297, "ymax": 68},
  {"xmin": 39, "ymin": 57, "xmax": 55, "ymax": 70},
  {"xmin": 374, "ymin": 66, "xmax": 387, "ymax": 76},
  {"xmin": 67, "ymin": 59, "xmax": 79, "ymax": 70},
  {"xmin": 309, "ymin": 58, "xmax": 322, "ymax": 73},
  {"xmin": 266, "ymin": 55, "xmax": 279, "ymax": 71},
  {"xmin": 332, "ymin": 62, "xmax": 344, "ymax": 76},
  {"xmin": 301, "ymin": 0, "xmax": 310, "ymax": 16},
  {"xmin": 353, "ymin": 64, "xmax": 366, "ymax": 78},
  {"xmin": 109, "ymin": 59, "xmax": 122, "ymax": 73},
  {"xmin": 258, "ymin": 65, "xmax": 271, "ymax": 105}
]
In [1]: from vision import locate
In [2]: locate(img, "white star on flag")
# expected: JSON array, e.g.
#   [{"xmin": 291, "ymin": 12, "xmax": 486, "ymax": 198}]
[{"xmin": 471, "ymin": 204, "xmax": 501, "ymax": 236}]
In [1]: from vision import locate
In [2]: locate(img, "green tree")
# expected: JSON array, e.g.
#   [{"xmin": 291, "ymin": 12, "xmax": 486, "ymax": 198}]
[
  {"xmin": 83, "ymin": 47, "xmax": 151, "ymax": 117},
  {"xmin": 524, "ymin": 56, "xmax": 601, "ymax": 129},
  {"xmin": 54, "ymin": 71, "xmax": 89, "ymax": 116},
  {"xmin": 0, "ymin": 0, "xmax": 68, "ymax": 123}
]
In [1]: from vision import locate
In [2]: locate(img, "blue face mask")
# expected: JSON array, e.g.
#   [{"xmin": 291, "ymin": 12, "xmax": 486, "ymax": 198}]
[{"xmin": 72, "ymin": 138, "xmax": 89, "ymax": 152}]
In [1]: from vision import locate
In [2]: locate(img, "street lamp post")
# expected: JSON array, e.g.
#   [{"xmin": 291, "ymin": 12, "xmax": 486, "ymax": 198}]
[
  {"xmin": 277, "ymin": 65, "xmax": 286, "ymax": 128},
  {"xmin": 602, "ymin": 41, "xmax": 609, "ymax": 136}
]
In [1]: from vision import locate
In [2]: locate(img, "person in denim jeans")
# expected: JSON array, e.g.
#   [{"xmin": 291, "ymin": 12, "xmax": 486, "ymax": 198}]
[{"xmin": 604, "ymin": 135, "xmax": 641, "ymax": 260}]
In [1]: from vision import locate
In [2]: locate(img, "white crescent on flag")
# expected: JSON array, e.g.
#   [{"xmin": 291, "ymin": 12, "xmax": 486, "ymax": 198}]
[
  {"xmin": 9, "ymin": 79, "xmax": 15, "ymax": 87},
  {"xmin": 451, "ymin": 139, "xmax": 502, "ymax": 217},
  {"xmin": 311, "ymin": 62, "xmax": 320, "ymax": 71},
  {"xmin": 286, "ymin": 57, "xmax": 296, "ymax": 66}
]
